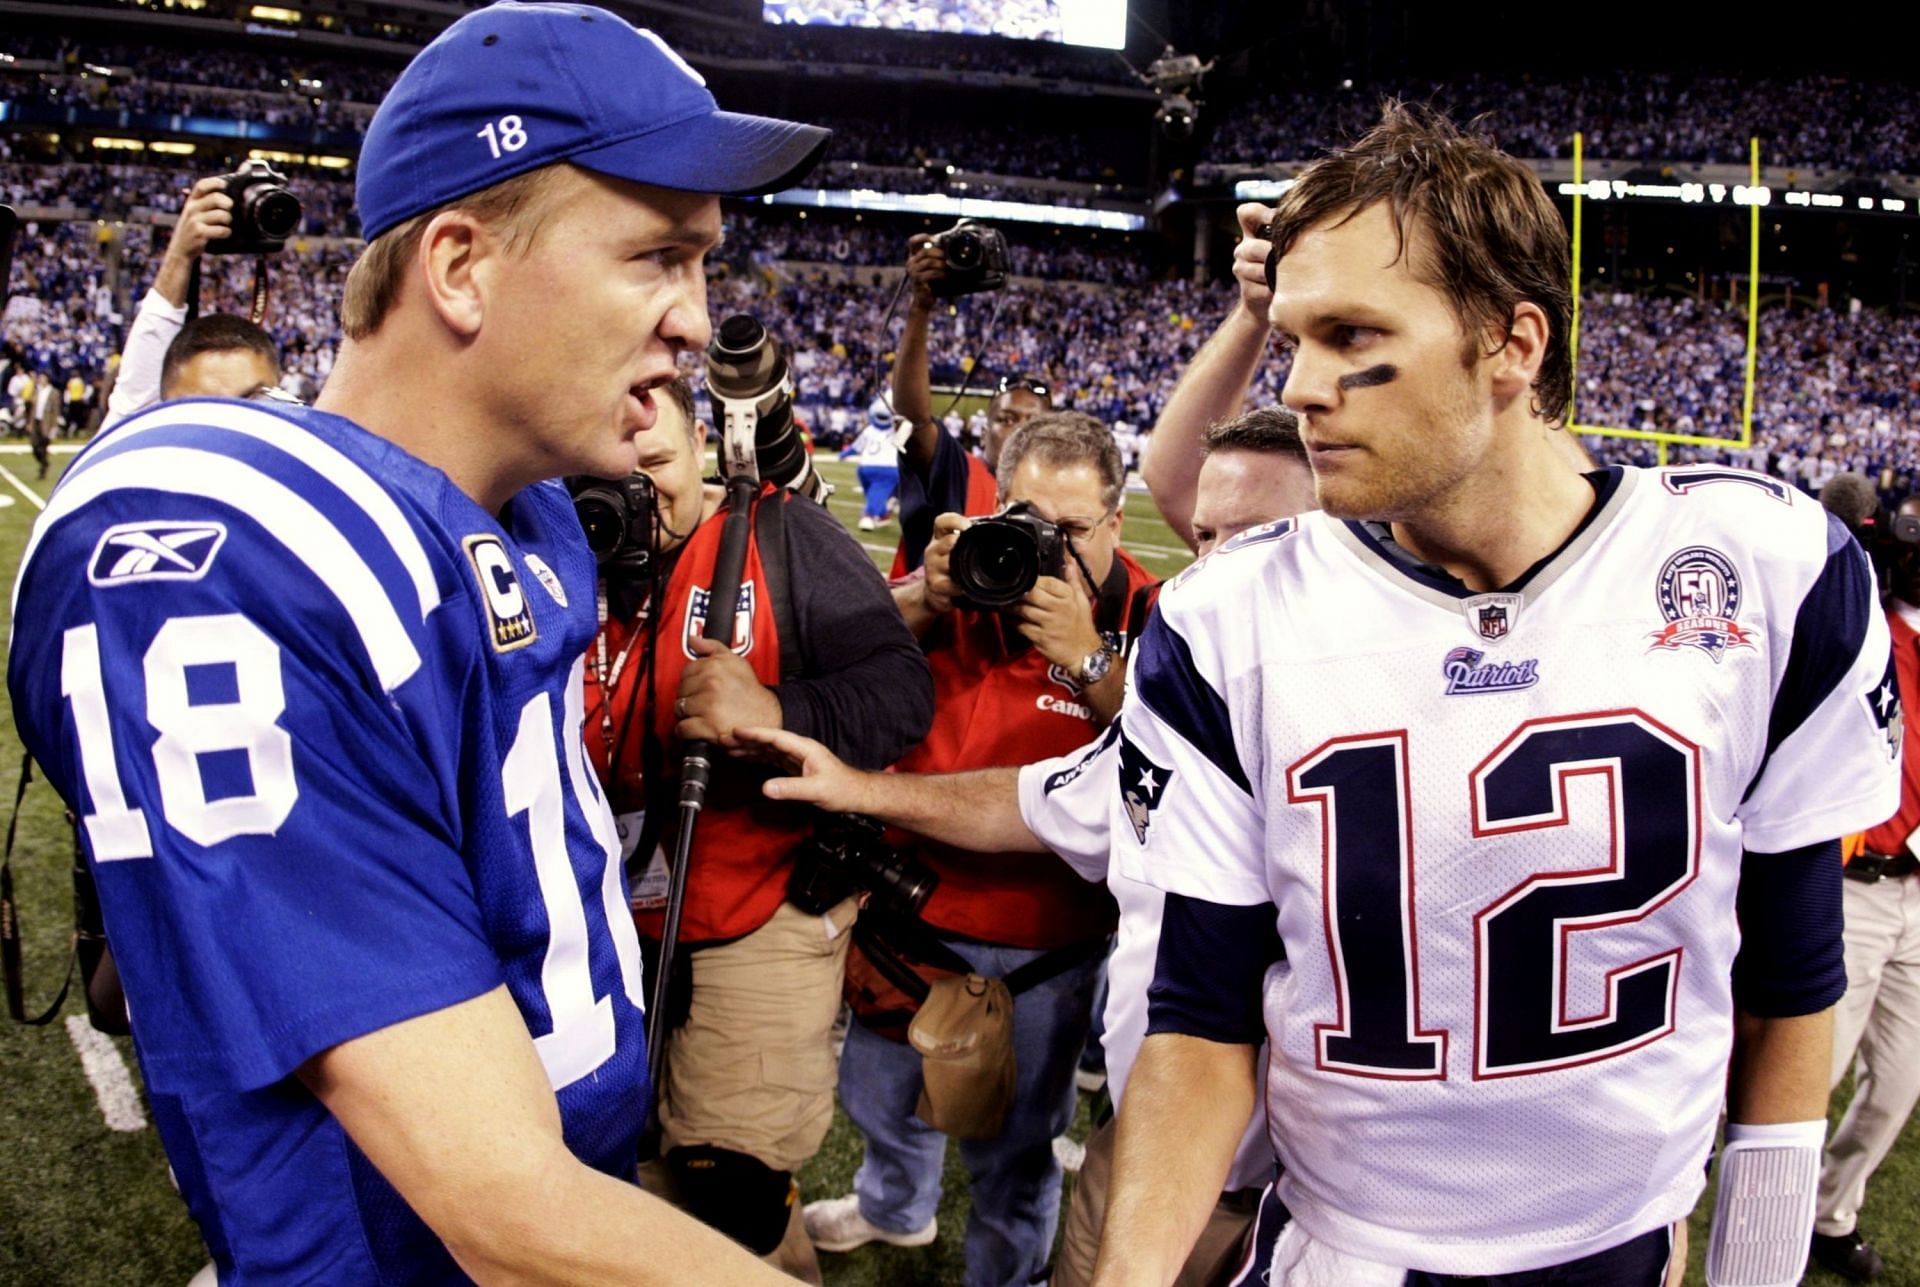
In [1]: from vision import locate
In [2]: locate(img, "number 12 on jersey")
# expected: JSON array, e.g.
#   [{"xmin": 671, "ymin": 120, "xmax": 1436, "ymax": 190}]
[{"xmin": 1287, "ymin": 713, "xmax": 1701, "ymax": 1081}]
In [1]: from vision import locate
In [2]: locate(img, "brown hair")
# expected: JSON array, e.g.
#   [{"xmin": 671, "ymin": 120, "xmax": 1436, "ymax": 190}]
[
  {"xmin": 996, "ymin": 410, "xmax": 1125, "ymax": 513},
  {"xmin": 340, "ymin": 165, "xmax": 566, "ymax": 341},
  {"xmin": 1267, "ymin": 101, "xmax": 1572, "ymax": 425},
  {"xmin": 1204, "ymin": 406, "xmax": 1306, "ymax": 460}
]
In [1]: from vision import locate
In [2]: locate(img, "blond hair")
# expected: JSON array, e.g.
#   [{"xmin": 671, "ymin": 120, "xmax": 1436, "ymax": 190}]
[{"xmin": 340, "ymin": 165, "xmax": 566, "ymax": 341}]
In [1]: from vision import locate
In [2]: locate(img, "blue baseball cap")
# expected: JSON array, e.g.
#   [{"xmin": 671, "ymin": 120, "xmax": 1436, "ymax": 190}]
[{"xmin": 356, "ymin": 2, "xmax": 831, "ymax": 241}]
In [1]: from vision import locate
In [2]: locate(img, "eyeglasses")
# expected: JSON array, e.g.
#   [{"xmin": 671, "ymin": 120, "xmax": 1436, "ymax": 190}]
[{"xmin": 996, "ymin": 375, "xmax": 1051, "ymax": 398}]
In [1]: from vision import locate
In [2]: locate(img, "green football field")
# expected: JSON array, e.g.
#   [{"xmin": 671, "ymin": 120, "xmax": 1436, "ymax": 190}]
[{"xmin": 1, "ymin": 448, "xmax": 1915, "ymax": 1285}]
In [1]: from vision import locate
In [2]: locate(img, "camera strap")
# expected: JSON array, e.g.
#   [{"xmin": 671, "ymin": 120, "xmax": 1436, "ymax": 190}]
[
  {"xmin": 751, "ymin": 489, "xmax": 803, "ymax": 683},
  {"xmin": 181, "ymin": 258, "xmax": 270, "ymax": 326},
  {"xmin": 0, "ymin": 755, "xmax": 76, "ymax": 1026}
]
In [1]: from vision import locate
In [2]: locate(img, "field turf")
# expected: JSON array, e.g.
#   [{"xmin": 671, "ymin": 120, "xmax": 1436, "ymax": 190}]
[{"xmin": 2, "ymin": 450, "xmax": 1915, "ymax": 1284}]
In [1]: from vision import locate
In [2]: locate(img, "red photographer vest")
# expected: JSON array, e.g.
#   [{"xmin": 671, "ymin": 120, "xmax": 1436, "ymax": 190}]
[
  {"xmin": 894, "ymin": 548, "xmax": 1157, "ymax": 949},
  {"xmin": 583, "ymin": 486, "xmax": 810, "ymax": 945}
]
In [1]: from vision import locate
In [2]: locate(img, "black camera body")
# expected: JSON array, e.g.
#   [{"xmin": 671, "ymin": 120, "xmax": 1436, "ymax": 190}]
[
  {"xmin": 949, "ymin": 502, "xmax": 1065, "ymax": 611},
  {"xmin": 788, "ymin": 813, "xmax": 937, "ymax": 919},
  {"xmin": 567, "ymin": 472, "xmax": 657, "ymax": 575},
  {"xmin": 207, "ymin": 159, "xmax": 303, "ymax": 256},
  {"xmin": 929, "ymin": 219, "xmax": 1010, "ymax": 298}
]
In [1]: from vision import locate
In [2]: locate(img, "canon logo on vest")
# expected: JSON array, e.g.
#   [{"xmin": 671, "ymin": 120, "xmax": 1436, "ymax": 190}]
[{"xmin": 1035, "ymin": 693, "xmax": 1092, "ymax": 720}]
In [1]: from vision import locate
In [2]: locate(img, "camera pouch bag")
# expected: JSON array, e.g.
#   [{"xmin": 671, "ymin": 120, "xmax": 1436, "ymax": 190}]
[{"xmin": 908, "ymin": 972, "xmax": 1016, "ymax": 1140}]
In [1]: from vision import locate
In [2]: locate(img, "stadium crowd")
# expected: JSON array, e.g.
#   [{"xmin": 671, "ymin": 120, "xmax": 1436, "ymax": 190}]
[
  {"xmin": 9, "ymin": 199, "xmax": 1920, "ymax": 509},
  {"xmin": 1208, "ymin": 72, "xmax": 1920, "ymax": 175},
  {"xmin": 19, "ymin": 34, "xmax": 1920, "ymax": 183}
]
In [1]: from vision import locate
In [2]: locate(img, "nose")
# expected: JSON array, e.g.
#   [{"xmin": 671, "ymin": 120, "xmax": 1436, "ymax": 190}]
[
  {"xmin": 1280, "ymin": 343, "xmax": 1336, "ymax": 419},
  {"xmin": 663, "ymin": 267, "xmax": 713, "ymax": 356}
]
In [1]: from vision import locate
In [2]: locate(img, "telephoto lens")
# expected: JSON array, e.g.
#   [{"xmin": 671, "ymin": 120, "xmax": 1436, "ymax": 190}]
[{"xmin": 706, "ymin": 314, "xmax": 813, "ymax": 490}]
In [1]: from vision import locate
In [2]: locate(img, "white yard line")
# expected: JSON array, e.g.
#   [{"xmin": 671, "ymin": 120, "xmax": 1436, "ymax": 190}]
[
  {"xmin": 65, "ymin": 1016, "xmax": 147, "ymax": 1132},
  {"xmin": 0, "ymin": 461, "xmax": 47, "ymax": 510}
]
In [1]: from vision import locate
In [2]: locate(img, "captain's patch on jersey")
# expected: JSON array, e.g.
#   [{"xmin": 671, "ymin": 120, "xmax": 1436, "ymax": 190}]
[
  {"xmin": 523, "ymin": 553, "xmax": 567, "ymax": 608},
  {"xmin": 88, "ymin": 521, "xmax": 227, "ymax": 586},
  {"xmin": 1647, "ymin": 545, "xmax": 1756, "ymax": 662},
  {"xmin": 1117, "ymin": 731, "xmax": 1172, "ymax": 844},
  {"xmin": 464, "ymin": 534, "xmax": 537, "ymax": 652},
  {"xmin": 1864, "ymin": 652, "xmax": 1904, "ymax": 763},
  {"xmin": 683, "ymin": 581, "xmax": 755, "ymax": 658}
]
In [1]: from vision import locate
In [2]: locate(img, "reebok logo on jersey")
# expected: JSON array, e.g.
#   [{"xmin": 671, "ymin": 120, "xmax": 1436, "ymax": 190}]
[
  {"xmin": 1443, "ymin": 647, "xmax": 1540, "ymax": 695},
  {"xmin": 1647, "ymin": 545, "xmax": 1756, "ymax": 662},
  {"xmin": 1117, "ymin": 732, "xmax": 1171, "ymax": 844},
  {"xmin": 87, "ymin": 522, "xmax": 227, "ymax": 586},
  {"xmin": 1045, "ymin": 721, "xmax": 1121, "ymax": 795},
  {"xmin": 464, "ymin": 535, "xmax": 537, "ymax": 652},
  {"xmin": 683, "ymin": 582, "xmax": 755, "ymax": 659}
]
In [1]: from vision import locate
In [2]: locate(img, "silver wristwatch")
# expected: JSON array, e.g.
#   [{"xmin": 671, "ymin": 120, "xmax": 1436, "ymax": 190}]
[{"xmin": 1075, "ymin": 644, "xmax": 1117, "ymax": 689}]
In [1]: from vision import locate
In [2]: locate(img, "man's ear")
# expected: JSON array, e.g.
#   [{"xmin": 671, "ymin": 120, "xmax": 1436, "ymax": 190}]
[
  {"xmin": 694, "ymin": 418, "xmax": 710, "ymax": 448},
  {"xmin": 416, "ymin": 210, "xmax": 494, "ymax": 339},
  {"xmin": 1488, "ymin": 301, "xmax": 1550, "ymax": 403}
]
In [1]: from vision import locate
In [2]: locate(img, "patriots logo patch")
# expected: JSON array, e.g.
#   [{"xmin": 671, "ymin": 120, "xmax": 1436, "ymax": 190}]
[
  {"xmin": 1865, "ymin": 652, "xmax": 1903, "ymax": 764},
  {"xmin": 1647, "ymin": 545, "xmax": 1756, "ymax": 662},
  {"xmin": 464, "ymin": 534, "xmax": 537, "ymax": 652},
  {"xmin": 1118, "ymin": 731, "xmax": 1172, "ymax": 845},
  {"xmin": 88, "ymin": 522, "xmax": 227, "ymax": 586}
]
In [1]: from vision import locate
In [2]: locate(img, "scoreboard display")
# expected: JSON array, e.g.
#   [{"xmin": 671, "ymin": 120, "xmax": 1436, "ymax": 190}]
[{"xmin": 763, "ymin": 0, "xmax": 1127, "ymax": 50}]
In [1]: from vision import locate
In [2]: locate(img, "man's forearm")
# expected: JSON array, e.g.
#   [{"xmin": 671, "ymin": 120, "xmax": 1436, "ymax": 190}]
[
  {"xmin": 893, "ymin": 576, "xmax": 944, "ymax": 638},
  {"xmin": 893, "ymin": 303, "xmax": 940, "ymax": 470},
  {"xmin": 837, "ymin": 764, "xmax": 1042, "ymax": 853},
  {"xmin": 1141, "ymin": 307, "xmax": 1272, "ymax": 550},
  {"xmin": 151, "ymin": 250, "xmax": 195, "ymax": 310},
  {"xmin": 1092, "ymin": 1033, "xmax": 1257, "ymax": 1287},
  {"xmin": 451, "ymin": 1160, "xmax": 795, "ymax": 1286},
  {"xmin": 1727, "ymin": 1006, "xmax": 1835, "ymax": 1124}
]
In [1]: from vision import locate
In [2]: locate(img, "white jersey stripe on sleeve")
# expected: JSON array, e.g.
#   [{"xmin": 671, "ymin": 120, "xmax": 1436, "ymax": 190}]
[
  {"xmin": 21, "ymin": 447, "xmax": 423, "ymax": 690},
  {"xmin": 75, "ymin": 402, "xmax": 442, "ymax": 620}
]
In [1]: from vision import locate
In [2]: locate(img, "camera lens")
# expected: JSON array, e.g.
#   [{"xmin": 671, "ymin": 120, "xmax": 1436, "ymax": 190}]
[
  {"xmin": 945, "ymin": 229, "xmax": 983, "ymax": 270},
  {"xmin": 248, "ymin": 186, "xmax": 303, "ymax": 240},
  {"xmin": 951, "ymin": 523, "xmax": 1040, "ymax": 610},
  {"xmin": 573, "ymin": 491, "xmax": 627, "ymax": 559}
]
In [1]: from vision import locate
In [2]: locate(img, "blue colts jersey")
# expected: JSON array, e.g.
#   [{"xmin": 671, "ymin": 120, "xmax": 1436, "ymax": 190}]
[{"xmin": 9, "ymin": 399, "xmax": 650, "ymax": 1283}]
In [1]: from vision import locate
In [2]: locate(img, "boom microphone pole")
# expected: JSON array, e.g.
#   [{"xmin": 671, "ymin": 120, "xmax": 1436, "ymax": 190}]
[{"xmin": 645, "ymin": 324, "xmax": 780, "ymax": 1129}]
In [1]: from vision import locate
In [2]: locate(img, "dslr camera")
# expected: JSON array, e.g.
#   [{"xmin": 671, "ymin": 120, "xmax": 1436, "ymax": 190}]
[
  {"xmin": 206, "ymin": 159, "xmax": 303, "ymax": 256},
  {"xmin": 949, "ymin": 501, "xmax": 1064, "ymax": 611},
  {"xmin": 788, "ymin": 813, "xmax": 938, "ymax": 919},
  {"xmin": 567, "ymin": 472, "xmax": 657, "ymax": 576},
  {"xmin": 929, "ymin": 219, "xmax": 1010, "ymax": 298}
]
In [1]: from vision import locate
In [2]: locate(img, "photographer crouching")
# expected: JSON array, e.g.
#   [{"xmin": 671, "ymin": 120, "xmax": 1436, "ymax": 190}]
[
  {"xmin": 580, "ymin": 341, "xmax": 932, "ymax": 1282},
  {"xmin": 802, "ymin": 412, "xmax": 1156, "ymax": 1286}
]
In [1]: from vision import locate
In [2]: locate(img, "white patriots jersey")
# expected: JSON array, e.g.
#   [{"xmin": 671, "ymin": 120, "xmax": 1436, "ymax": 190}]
[
  {"xmin": 9, "ymin": 398, "xmax": 649, "ymax": 1282},
  {"xmin": 1018, "ymin": 727, "xmax": 1277, "ymax": 1191},
  {"xmin": 1112, "ymin": 466, "xmax": 1901, "ymax": 1275}
]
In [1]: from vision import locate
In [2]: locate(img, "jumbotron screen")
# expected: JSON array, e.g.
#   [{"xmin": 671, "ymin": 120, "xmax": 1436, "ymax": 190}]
[{"xmin": 762, "ymin": 0, "xmax": 1128, "ymax": 50}]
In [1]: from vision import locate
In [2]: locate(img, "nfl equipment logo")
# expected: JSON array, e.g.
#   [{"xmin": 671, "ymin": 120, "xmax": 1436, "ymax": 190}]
[
  {"xmin": 1462, "ymin": 592, "xmax": 1523, "ymax": 642},
  {"xmin": 683, "ymin": 581, "xmax": 756, "ymax": 658}
]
